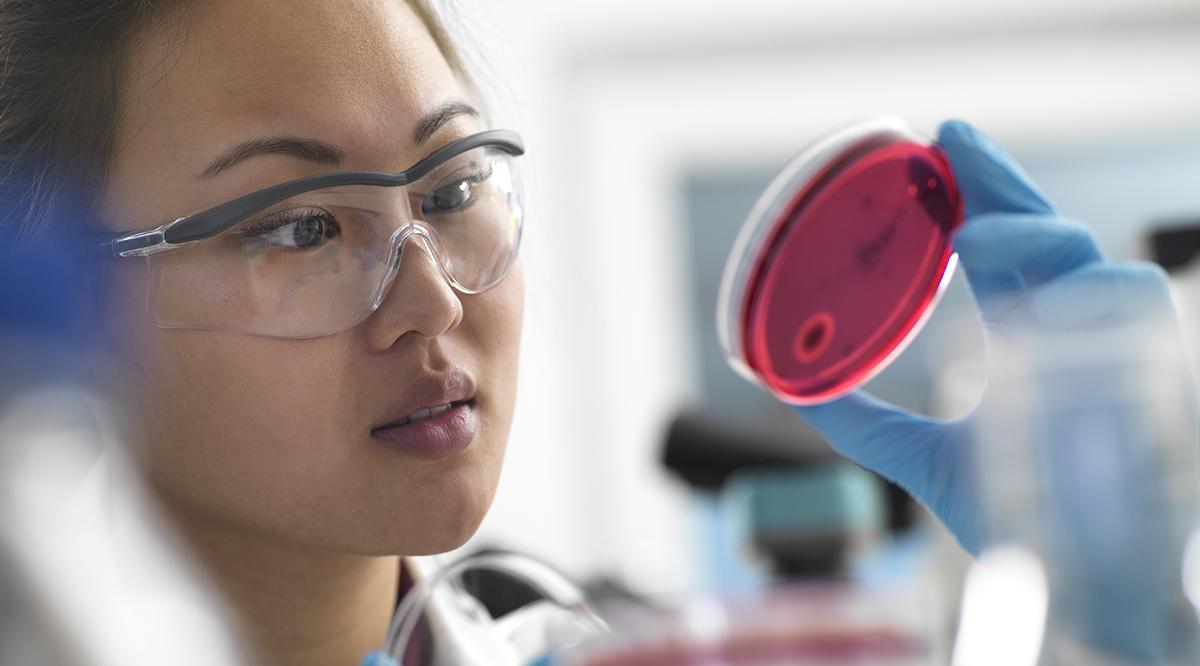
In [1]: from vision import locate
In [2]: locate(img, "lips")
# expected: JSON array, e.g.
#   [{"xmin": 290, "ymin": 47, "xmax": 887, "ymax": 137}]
[
  {"xmin": 371, "ymin": 367, "xmax": 478, "ymax": 459},
  {"xmin": 374, "ymin": 367, "xmax": 476, "ymax": 429}
]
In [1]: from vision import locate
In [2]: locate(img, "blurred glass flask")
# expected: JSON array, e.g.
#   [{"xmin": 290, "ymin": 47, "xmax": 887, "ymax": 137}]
[{"xmin": 968, "ymin": 307, "xmax": 1200, "ymax": 665}]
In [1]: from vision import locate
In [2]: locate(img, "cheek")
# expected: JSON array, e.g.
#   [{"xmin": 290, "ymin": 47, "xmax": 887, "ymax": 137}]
[
  {"xmin": 99, "ymin": 267, "xmax": 355, "ymax": 534},
  {"xmin": 468, "ymin": 260, "xmax": 524, "ymax": 430},
  {"xmin": 129, "ymin": 330, "xmax": 363, "ymax": 532}
]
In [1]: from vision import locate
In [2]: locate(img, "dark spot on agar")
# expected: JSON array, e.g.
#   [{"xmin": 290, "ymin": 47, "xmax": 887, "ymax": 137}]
[
  {"xmin": 854, "ymin": 218, "xmax": 899, "ymax": 271},
  {"xmin": 907, "ymin": 155, "xmax": 955, "ymax": 232},
  {"xmin": 794, "ymin": 311, "xmax": 836, "ymax": 363},
  {"xmin": 803, "ymin": 322, "xmax": 826, "ymax": 351}
]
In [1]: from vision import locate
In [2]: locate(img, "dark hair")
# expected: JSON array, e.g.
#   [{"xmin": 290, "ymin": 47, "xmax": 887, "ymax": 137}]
[{"xmin": 0, "ymin": 0, "xmax": 467, "ymax": 246}]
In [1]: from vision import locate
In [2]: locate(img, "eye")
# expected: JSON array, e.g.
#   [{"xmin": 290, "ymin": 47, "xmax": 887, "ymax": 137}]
[
  {"xmin": 243, "ymin": 209, "xmax": 340, "ymax": 251},
  {"xmin": 421, "ymin": 165, "xmax": 493, "ymax": 215}
]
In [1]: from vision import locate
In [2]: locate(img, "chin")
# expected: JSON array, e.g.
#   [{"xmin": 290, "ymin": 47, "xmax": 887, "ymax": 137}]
[
  {"xmin": 402, "ymin": 525, "xmax": 480, "ymax": 557},
  {"xmin": 315, "ymin": 514, "xmax": 486, "ymax": 557},
  {"xmin": 334, "ymin": 479, "xmax": 496, "ymax": 556},
  {"xmin": 353, "ymin": 513, "xmax": 486, "ymax": 557},
  {"xmin": 415, "ymin": 490, "xmax": 493, "ymax": 554}
]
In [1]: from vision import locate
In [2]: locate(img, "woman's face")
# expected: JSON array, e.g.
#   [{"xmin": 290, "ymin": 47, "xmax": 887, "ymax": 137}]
[{"xmin": 97, "ymin": 0, "xmax": 523, "ymax": 555}]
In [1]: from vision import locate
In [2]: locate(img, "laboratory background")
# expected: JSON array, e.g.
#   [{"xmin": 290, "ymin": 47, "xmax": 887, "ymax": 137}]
[
  {"xmin": 2, "ymin": 0, "xmax": 1200, "ymax": 663},
  {"xmin": 469, "ymin": 0, "xmax": 1200, "ymax": 591}
]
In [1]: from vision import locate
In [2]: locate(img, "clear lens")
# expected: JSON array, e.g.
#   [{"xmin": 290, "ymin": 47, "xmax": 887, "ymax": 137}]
[
  {"xmin": 147, "ymin": 146, "xmax": 523, "ymax": 338},
  {"xmin": 407, "ymin": 145, "xmax": 524, "ymax": 294}
]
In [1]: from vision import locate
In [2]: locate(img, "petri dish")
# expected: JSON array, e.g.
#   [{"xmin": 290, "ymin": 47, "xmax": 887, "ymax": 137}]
[{"xmin": 717, "ymin": 117, "xmax": 964, "ymax": 405}]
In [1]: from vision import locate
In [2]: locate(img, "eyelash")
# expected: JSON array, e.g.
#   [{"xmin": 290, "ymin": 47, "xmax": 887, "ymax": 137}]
[
  {"xmin": 242, "ymin": 207, "xmax": 333, "ymax": 238},
  {"xmin": 423, "ymin": 165, "xmax": 493, "ymax": 213},
  {"xmin": 240, "ymin": 208, "xmax": 341, "ymax": 253}
]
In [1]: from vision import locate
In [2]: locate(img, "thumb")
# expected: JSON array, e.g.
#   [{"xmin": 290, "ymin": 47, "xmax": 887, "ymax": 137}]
[
  {"xmin": 796, "ymin": 392, "xmax": 950, "ymax": 487},
  {"xmin": 937, "ymin": 120, "xmax": 1056, "ymax": 218},
  {"xmin": 798, "ymin": 393, "xmax": 984, "ymax": 554}
]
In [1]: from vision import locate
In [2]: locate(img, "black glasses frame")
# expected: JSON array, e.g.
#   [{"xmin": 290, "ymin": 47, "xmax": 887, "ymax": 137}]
[{"xmin": 95, "ymin": 129, "xmax": 524, "ymax": 257}]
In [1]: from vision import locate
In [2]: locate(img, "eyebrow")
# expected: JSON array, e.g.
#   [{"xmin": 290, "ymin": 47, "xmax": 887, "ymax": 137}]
[
  {"xmin": 199, "ymin": 137, "xmax": 344, "ymax": 180},
  {"xmin": 198, "ymin": 100, "xmax": 481, "ymax": 180},
  {"xmin": 413, "ymin": 101, "xmax": 479, "ymax": 144}
]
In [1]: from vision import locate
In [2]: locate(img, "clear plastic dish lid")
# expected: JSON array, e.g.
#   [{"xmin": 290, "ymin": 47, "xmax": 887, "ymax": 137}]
[{"xmin": 717, "ymin": 117, "xmax": 964, "ymax": 405}]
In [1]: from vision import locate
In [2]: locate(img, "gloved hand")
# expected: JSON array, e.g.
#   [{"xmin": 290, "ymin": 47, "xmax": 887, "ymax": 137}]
[
  {"xmin": 792, "ymin": 120, "xmax": 1184, "ymax": 557},
  {"xmin": 793, "ymin": 121, "xmax": 1199, "ymax": 660}
]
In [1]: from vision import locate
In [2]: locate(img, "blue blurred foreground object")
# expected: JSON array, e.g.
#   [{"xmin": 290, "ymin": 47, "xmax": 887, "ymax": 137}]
[
  {"xmin": 0, "ymin": 240, "xmax": 88, "ymax": 334},
  {"xmin": 0, "ymin": 216, "xmax": 248, "ymax": 662},
  {"xmin": 0, "ymin": 235, "xmax": 98, "ymax": 401}
]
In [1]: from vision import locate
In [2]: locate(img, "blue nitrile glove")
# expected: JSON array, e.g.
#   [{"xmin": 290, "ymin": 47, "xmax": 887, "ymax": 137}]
[{"xmin": 792, "ymin": 120, "xmax": 1184, "ymax": 557}]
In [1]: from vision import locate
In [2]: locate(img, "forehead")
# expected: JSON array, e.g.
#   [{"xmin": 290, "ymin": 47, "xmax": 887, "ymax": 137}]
[{"xmin": 106, "ymin": 0, "xmax": 465, "ymax": 223}]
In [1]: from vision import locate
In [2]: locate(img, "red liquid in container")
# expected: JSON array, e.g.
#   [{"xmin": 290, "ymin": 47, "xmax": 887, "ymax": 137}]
[
  {"xmin": 718, "ymin": 119, "xmax": 964, "ymax": 405},
  {"xmin": 582, "ymin": 628, "xmax": 925, "ymax": 666}
]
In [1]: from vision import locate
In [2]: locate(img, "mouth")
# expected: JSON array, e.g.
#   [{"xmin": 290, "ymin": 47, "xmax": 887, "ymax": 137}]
[
  {"xmin": 373, "ymin": 397, "xmax": 475, "ymax": 430},
  {"xmin": 371, "ymin": 369, "xmax": 479, "ymax": 459}
]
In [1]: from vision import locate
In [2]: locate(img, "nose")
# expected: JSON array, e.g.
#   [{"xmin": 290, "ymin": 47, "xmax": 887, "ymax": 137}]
[{"xmin": 362, "ymin": 230, "xmax": 463, "ymax": 350}]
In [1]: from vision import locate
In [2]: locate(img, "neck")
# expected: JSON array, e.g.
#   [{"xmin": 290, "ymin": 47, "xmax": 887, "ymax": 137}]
[{"xmin": 153, "ymin": 493, "xmax": 399, "ymax": 666}]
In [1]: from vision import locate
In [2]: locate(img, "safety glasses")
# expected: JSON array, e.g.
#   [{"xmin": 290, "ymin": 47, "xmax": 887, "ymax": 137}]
[{"xmin": 95, "ymin": 130, "xmax": 525, "ymax": 339}]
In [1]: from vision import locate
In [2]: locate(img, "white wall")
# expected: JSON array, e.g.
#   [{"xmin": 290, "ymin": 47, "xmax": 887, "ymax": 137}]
[{"xmin": 456, "ymin": 0, "xmax": 1200, "ymax": 597}]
